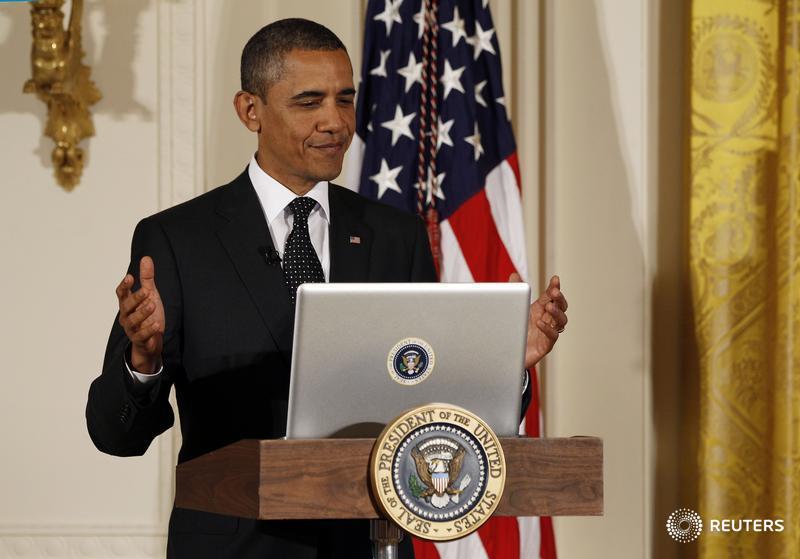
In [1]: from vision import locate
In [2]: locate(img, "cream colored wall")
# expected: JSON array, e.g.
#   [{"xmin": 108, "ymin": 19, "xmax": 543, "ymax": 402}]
[
  {"xmin": 0, "ymin": 1, "xmax": 683, "ymax": 558},
  {"xmin": 540, "ymin": 1, "xmax": 683, "ymax": 558},
  {"xmin": 0, "ymin": 1, "xmax": 171, "ymax": 557},
  {"xmin": 541, "ymin": 0, "xmax": 649, "ymax": 556}
]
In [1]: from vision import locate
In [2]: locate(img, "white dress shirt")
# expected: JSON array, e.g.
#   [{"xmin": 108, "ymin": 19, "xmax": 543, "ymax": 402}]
[
  {"xmin": 248, "ymin": 155, "xmax": 330, "ymax": 280},
  {"xmin": 128, "ymin": 156, "xmax": 330, "ymax": 385}
]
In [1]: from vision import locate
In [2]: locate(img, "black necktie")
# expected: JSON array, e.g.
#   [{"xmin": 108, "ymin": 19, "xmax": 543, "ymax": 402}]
[{"xmin": 283, "ymin": 197, "xmax": 325, "ymax": 304}]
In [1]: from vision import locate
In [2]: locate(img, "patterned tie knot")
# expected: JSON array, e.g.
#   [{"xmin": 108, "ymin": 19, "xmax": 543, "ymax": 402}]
[{"xmin": 288, "ymin": 197, "xmax": 317, "ymax": 222}]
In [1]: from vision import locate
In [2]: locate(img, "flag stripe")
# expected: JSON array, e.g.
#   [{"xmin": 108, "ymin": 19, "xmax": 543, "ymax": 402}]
[
  {"xmin": 484, "ymin": 158, "xmax": 529, "ymax": 280},
  {"xmin": 518, "ymin": 516, "xmax": 542, "ymax": 558},
  {"xmin": 413, "ymin": 539, "xmax": 442, "ymax": 559},
  {"xmin": 447, "ymin": 188, "xmax": 518, "ymax": 282},
  {"xmin": 506, "ymin": 151, "xmax": 522, "ymax": 191},
  {"xmin": 477, "ymin": 517, "xmax": 521, "ymax": 558},
  {"xmin": 436, "ymin": 533, "xmax": 491, "ymax": 559},
  {"xmin": 539, "ymin": 516, "xmax": 557, "ymax": 559},
  {"xmin": 439, "ymin": 219, "xmax": 475, "ymax": 282}
]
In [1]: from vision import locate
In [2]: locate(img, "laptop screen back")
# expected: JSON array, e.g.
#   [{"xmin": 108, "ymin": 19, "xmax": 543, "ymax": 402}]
[{"xmin": 285, "ymin": 282, "xmax": 530, "ymax": 438}]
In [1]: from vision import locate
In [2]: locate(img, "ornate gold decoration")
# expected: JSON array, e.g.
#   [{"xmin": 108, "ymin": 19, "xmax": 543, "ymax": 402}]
[
  {"xmin": 23, "ymin": 0, "xmax": 101, "ymax": 191},
  {"xmin": 688, "ymin": 0, "xmax": 800, "ymax": 557}
]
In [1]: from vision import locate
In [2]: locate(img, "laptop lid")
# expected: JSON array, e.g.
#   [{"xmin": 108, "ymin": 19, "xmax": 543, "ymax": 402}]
[{"xmin": 285, "ymin": 282, "xmax": 531, "ymax": 438}]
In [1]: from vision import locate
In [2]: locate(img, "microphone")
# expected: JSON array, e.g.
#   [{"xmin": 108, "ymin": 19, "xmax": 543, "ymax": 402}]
[{"xmin": 264, "ymin": 247, "xmax": 282, "ymax": 266}]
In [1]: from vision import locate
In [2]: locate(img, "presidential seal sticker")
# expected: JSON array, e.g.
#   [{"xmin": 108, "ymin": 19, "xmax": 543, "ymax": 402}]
[
  {"xmin": 370, "ymin": 404, "xmax": 506, "ymax": 541},
  {"xmin": 387, "ymin": 338, "xmax": 435, "ymax": 385}
]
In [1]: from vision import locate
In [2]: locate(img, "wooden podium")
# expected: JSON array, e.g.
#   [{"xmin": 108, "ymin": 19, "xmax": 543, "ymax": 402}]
[{"xmin": 175, "ymin": 436, "xmax": 602, "ymax": 554}]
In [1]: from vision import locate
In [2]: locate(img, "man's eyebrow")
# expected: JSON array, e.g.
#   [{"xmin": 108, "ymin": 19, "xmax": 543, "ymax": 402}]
[
  {"xmin": 290, "ymin": 90, "xmax": 325, "ymax": 101},
  {"xmin": 289, "ymin": 88, "xmax": 356, "ymax": 101}
]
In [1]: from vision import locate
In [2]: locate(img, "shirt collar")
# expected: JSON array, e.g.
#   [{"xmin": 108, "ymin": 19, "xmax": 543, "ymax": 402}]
[{"xmin": 248, "ymin": 154, "xmax": 330, "ymax": 224}]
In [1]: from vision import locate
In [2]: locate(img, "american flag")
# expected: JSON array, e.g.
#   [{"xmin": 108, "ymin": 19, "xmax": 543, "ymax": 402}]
[{"xmin": 344, "ymin": 0, "xmax": 556, "ymax": 558}]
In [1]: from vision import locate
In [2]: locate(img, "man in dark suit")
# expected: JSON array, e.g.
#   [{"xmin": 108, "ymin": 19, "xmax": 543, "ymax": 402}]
[{"xmin": 86, "ymin": 18, "xmax": 568, "ymax": 559}]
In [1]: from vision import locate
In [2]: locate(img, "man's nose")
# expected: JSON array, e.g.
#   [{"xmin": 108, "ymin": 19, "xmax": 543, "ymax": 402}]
[{"xmin": 317, "ymin": 101, "xmax": 348, "ymax": 134}]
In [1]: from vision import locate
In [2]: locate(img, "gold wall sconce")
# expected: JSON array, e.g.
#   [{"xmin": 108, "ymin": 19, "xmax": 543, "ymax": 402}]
[{"xmin": 23, "ymin": 0, "xmax": 101, "ymax": 191}]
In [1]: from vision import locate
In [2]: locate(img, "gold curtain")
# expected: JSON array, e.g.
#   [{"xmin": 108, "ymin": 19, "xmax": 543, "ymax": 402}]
[{"xmin": 689, "ymin": 0, "xmax": 799, "ymax": 557}]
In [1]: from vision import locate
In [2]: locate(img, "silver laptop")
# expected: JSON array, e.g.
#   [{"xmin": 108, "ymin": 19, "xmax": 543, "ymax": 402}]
[{"xmin": 285, "ymin": 283, "xmax": 531, "ymax": 438}]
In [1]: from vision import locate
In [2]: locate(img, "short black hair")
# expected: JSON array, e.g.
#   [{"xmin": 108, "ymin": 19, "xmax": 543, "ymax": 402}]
[{"xmin": 240, "ymin": 18, "xmax": 347, "ymax": 101}]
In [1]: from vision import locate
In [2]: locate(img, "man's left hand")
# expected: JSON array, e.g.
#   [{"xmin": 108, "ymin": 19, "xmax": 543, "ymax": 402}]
[{"xmin": 510, "ymin": 273, "xmax": 568, "ymax": 369}]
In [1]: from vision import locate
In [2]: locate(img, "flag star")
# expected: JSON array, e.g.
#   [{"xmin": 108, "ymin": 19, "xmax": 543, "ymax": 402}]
[
  {"xmin": 367, "ymin": 104, "xmax": 377, "ymax": 132},
  {"xmin": 466, "ymin": 21, "xmax": 496, "ymax": 60},
  {"xmin": 413, "ymin": 1, "xmax": 425, "ymax": 39},
  {"xmin": 475, "ymin": 80, "xmax": 488, "ymax": 107},
  {"xmin": 381, "ymin": 106, "xmax": 416, "ymax": 145},
  {"xmin": 441, "ymin": 7, "xmax": 468, "ymax": 47},
  {"xmin": 495, "ymin": 96, "xmax": 510, "ymax": 121},
  {"xmin": 370, "ymin": 49, "xmax": 391, "ymax": 77},
  {"xmin": 374, "ymin": 0, "xmax": 403, "ymax": 36},
  {"xmin": 440, "ymin": 60, "xmax": 466, "ymax": 99},
  {"xmin": 416, "ymin": 167, "xmax": 446, "ymax": 204},
  {"xmin": 436, "ymin": 117, "xmax": 454, "ymax": 151},
  {"xmin": 370, "ymin": 159, "xmax": 403, "ymax": 198},
  {"xmin": 397, "ymin": 52, "xmax": 423, "ymax": 93},
  {"xmin": 464, "ymin": 123, "xmax": 484, "ymax": 161},
  {"xmin": 428, "ymin": 169, "xmax": 446, "ymax": 201}
]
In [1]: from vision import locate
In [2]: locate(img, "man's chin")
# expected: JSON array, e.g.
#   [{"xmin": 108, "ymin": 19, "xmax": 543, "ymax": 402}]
[{"xmin": 311, "ymin": 163, "xmax": 345, "ymax": 183}]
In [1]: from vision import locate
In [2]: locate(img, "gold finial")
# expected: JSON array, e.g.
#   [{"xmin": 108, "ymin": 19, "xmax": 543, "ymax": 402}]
[{"xmin": 23, "ymin": 0, "xmax": 101, "ymax": 191}]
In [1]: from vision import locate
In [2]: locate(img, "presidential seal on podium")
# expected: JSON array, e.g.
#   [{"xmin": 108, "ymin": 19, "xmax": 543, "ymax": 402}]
[{"xmin": 370, "ymin": 403, "xmax": 506, "ymax": 541}]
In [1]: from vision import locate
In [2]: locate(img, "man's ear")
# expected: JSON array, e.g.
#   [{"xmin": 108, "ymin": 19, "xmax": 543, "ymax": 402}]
[{"xmin": 233, "ymin": 91, "xmax": 261, "ymax": 133}]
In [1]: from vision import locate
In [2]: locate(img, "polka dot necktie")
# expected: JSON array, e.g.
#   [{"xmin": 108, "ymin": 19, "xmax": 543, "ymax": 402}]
[{"xmin": 283, "ymin": 197, "xmax": 325, "ymax": 304}]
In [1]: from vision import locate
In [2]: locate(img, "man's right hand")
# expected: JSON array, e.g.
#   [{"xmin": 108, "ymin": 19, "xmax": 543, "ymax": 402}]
[{"xmin": 116, "ymin": 256, "xmax": 165, "ymax": 374}]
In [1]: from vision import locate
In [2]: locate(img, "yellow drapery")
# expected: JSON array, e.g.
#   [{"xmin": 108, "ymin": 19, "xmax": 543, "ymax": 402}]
[{"xmin": 689, "ymin": 0, "xmax": 800, "ymax": 557}]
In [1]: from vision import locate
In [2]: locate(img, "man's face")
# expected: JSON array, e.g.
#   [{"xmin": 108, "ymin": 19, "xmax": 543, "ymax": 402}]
[{"xmin": 254, "ymin": 49, "xmax": 356, "ymax": 193}]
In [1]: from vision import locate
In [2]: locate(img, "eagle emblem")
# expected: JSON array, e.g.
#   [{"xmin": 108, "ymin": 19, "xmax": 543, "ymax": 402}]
[
  {"xmin": 410, "ymin": 437, "xmax": 472, "ymax": 509},
  {"xmin": 388, "ymin": 338, "xmax": 434, "ymax": 385},
  {"xmin": 400, "ymin": 350, "xmax": 421, "ymax": 374},
  {"xmin": 370, "ymin": 404, "xmax": 507, "ymax": 541}
]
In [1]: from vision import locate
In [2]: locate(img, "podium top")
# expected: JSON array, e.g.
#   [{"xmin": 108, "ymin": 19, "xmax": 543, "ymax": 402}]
[{"xmin": 175, "ymin": 436, "xmax": 603, "ymax": 520}]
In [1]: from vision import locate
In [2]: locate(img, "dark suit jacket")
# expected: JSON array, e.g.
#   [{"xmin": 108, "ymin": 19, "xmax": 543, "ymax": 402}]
[{"xmin": 86, "ymin": 170, "xmax": 437, "ymax": 558}]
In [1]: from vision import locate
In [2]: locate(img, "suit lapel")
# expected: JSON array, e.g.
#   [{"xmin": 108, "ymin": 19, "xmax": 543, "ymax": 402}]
[
  {"xmin": 329, "ymin": 185, "xmax": 373, "ymax": 282},
  {"xmin": 214, "ymin": 170, "xmax": 294, "ymax": 364},
  {"xmin": 211, "ymin": 178, "xmax": 372, "ymax": 362}
]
